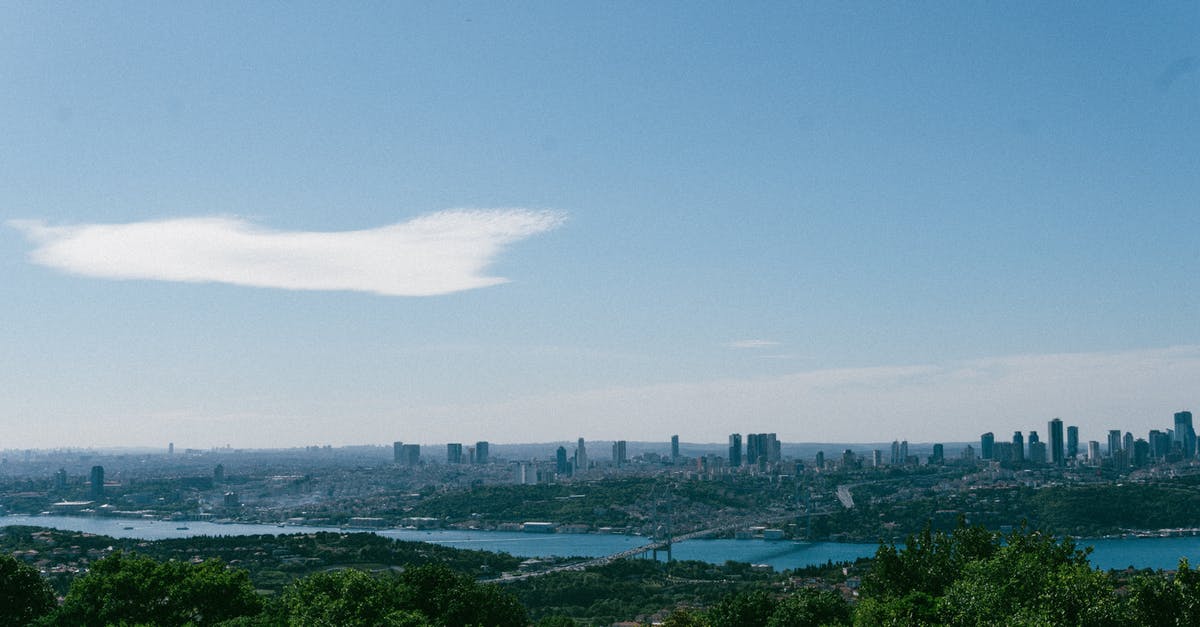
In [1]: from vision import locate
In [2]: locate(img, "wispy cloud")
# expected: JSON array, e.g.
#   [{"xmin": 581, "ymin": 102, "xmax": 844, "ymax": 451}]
[
  {"xmin": 404, "ymin": 346, "xmax": 1200, "ymax": 445},
  {"xmin": 9, "ymin": 209, "xmax": 564, "ymax": 296},
  {"xmin": 726, "ymin": 339, "xmax": 780, "ymax": 349}
]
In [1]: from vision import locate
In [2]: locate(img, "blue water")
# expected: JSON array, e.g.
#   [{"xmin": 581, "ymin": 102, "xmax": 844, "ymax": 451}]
[{"xmin": 2, "ymin": 515, "xmax": 1197, "ymax": 571}]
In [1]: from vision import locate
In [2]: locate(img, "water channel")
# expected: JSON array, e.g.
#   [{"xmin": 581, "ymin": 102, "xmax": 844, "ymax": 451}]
[{"xmin": 2, "ymin": 515, "xmax": 1196, "ymax": 572}]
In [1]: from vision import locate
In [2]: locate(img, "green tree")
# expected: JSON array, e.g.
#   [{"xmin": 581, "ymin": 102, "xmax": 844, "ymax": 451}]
[
  {"xmin": 398, "ymin": 564, "xmax": 527, "ymax": 627},
  {"xmin": 938, "ymin": 529, "xmax": 1125, "ymax": 626},
  {"xmin": 1127, "ymin": 559, "xmax": 1200, "ymax": 627},
  {"xmin": 662, "ymin": 607, "xmax": 712, "ymax": 627},
  {"xmin": 55, "ymin": 552, "xmax": 261, "ymax": 626},
  {"xmin": 863, "ymin": 520, "xmax": 998, "ymax": 599},
  {"xmin": 279, "ymin": 568, "xmax": 426, "ymax": 627},
  {"xmin": 706, "ymin": 589, "xmax": 776, "ymax": 627},
  {"xmin": 0, "ymin": 554, "xmax": 55, "ymax": 626},
  {"xmin": 767, "ymin": 589, "xmax": 851, "ymax": 627}
]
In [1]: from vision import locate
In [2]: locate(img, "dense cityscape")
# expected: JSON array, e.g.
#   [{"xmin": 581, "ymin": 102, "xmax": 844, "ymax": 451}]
[
  {"xmin": 5, "ymin": 1, "xmax": 1197, "ymax": 625},
  {"xmin": 4, "ymin": 410, "xmax": 1200, "ymax": 624}
]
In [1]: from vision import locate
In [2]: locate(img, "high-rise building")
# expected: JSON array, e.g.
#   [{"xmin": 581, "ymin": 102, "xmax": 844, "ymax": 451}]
[
  {"xmin": 1175, "ymin": 412, "xmax": 1195, "ymax": 459},
  {"xmin": 90, "ymin": 465, "xmax": 104, "ymax": 499},
  {"xmin": 168, "ymin": 442, "xmax": 174, "ymax": 455},
  {"xmin": 1107, "ymin": 430, "xmax": 1122, "ymax": 457},
  {"xmin": 393, "ymin": 441, "xmax": 403, "ymax": 463},
  {"xmin": 900, "ymin": 440, "xmax": 909, "ymax": 463},
  {"xmin": 1133, "ymin": 439, "xmax": 1150, "ymax": 467},
  {"xmin": 1149, "ymin": 430, "xmax": 1171, "ymax": 460},
  {"xmin": 1066, "ymin": 425, "xmax": 1079, "ymax": 458},
  {"xmin": 54, "ymin": 468, "xmax": 67, "ymax": 491},
  {"xmin": 400, "ymin": 444, "xmax": 420, "ymax": 466},
  {"xmin": 872, "ymin": 450, "xmax": 883, "ymax": 467},
  {"xmin": 556, "ymin": 446, "xmax": 569, "ymax": 475},
  {"xmin": 1028, "ymin": 430, "xmax": 1039, "ymax": 446},
  {"xmin": 1048, "ymin": 418, "xmax": 1064, "ymax": 466},
  {"xmin": 929, "ymin": 444, "xmax": 944, "ymax": 465},
  {"xmin": 1029, "ymin": 440, "xmax": 1047, "ymax": 465},
  {"xmin": 475, "ymin": 441, "xmax": 490, "ymax": 465},
  {"xmin": 814, "ymin": 451, "xmax": 825, "ymax": 469},
  {"xmin": 670, "ymin": 435, "xmax": 680, "ymax": 463},
  {"xmin": 213, "ymin": 464, "xmax": 224, "ymax": 483},
  {"xmin": 612, "ymin": 440, "xmax": 627, "ymax": 467},
  {"xmin": 574, "ymin": 438, "xmax": 588, "ymax": 475},
  {"xmin": 447, "ymin": 443, "xmax": 463, "ymax": 464},
  {"xmin": 980, "ymin": 432, "xmax": 995, "ymax": 460},
  {"xmin": 890, "ymin": 440, "xmax": 901, "ymax": 465},
  {"xmin": 1123, "ymin": 432, "xmax": 1134, "ymax": 458},
  {"xmin": 728, "ymin": 434, "xmax": 743, "ymax": 467},
  {"xmin": 994, "ymin": 441, "xmax": 1013, "ymax": 462},
  {"xmin": 1012, "ymin": 431, "xmax": 1025, "ymax": 462},
  {"xmin": 745, "ymin": 433, "xmax": 778, "ymax": 466},
  {"xmin": 1088, "ymin": 441, "xmax": 1101, "ymax": 464}
]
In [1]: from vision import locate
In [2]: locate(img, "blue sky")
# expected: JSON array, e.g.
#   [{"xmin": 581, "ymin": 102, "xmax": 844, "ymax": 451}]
[{"xmin": 2, "ymin": 2, "xmax": 1197, "ymax": 448}]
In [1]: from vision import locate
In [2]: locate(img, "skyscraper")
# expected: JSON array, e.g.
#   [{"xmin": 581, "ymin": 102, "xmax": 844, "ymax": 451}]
[
  {"xmin": 574, "ymin": 438, "xmax": 588, "ymax": 475},
  {"xmin": 447, "ymin": 443, "xmax": 463, "ymax": 464},
  {"xmin": 1012, "ymin": 432, "xmax": 1024, "ymax": 462},
  {"xmin": 612, "ymin": 440, "xmax": 627, "ymax": 467},
  {"xmin": 1049, "ymin": 418, "xmax": 1064, "ymax": 466},
  {"xmin": 556, "ymin": 446, "xmax": 569, "ymax": 475},
  {"xmin": 1175, "ymin": 411, "xmax": 1195, "ymax": 459},
  {"xmin": 670, "ymin": 435, "xmax": 680, "ymax": 463},
  {"xmin": 980, "ymin": 432, "xmax": 994, "ymax": 460},
  {"xmin": 393, "ymin": 441, "xmax": 403, "ymax": 463},
  {"xmin": 728, "ymin": 434, "xmax": 743, "ymax": 467},
  {"xmin": 1066, "ymin": 425, "xmax": 1079, "ymax": 458},
  {"xmin": 400, "ymin": 444, "xmax": 420, "ymax": 466},
  {"xmin": 90, "ymin": 465, "xmax": 104, "ymax": 499},
  {"xmin": 1107, "ymin": 430, "xmax": 1122, "ymax": 457},
  {"xmin": 475, "ymin": 441, "xmax": 490, "ymax": 465}
]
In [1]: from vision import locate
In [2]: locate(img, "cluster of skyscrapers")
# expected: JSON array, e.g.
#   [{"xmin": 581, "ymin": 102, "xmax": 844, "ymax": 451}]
[
  {"xmin": 728, "ymin": 433, "xmax": 781, "ymax": 468},
  {"xmin": 978, "ymin": 412, "xmax": 1195, "ymax": 468},
  {"xmin": 392, "ymin": 440, "xmax": 489, "ymax": 466}
]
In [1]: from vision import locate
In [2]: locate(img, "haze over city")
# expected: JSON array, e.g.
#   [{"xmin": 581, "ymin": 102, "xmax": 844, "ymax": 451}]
[{"xmin": 2, "ymin": 3, "xmax": 1197, "ymax": 448}]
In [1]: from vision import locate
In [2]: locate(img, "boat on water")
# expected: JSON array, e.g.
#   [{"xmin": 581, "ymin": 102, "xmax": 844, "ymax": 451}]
[{"xmin": 176, "ymin": 526, "xmax": 189, "ymax": 530}]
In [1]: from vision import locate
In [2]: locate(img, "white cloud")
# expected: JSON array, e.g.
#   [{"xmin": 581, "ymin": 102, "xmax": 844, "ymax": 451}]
[
  {"xmin": 726, "ymin": 339, "xmax": 780, "ymax": 349},
  {"xmin": 9, "ymin": 209, "xmax": 565, "ymax": 296}
]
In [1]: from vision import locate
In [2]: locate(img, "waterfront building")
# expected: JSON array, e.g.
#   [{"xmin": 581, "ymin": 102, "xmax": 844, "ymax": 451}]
[{"xmin": 90, "ymin": 465, "xmax": 104, "ymax": 499}]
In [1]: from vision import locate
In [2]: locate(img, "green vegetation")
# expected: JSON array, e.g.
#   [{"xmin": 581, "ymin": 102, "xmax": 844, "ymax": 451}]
[
  {"xmin": 0, "ymin": 525, "xmax": 521, "ymax": 595},
  {"xmin": 9, "ymin": 520, "xmax": 1200, "ymax": 625},
  {"xmin": 0, "ymin": 554, "xmax": 55, "ymax": 627}
]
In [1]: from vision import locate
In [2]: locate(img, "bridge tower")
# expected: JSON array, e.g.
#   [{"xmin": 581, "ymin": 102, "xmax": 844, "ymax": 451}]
[{"xmin": 650, "ymin": 483, "xmax": 673, "ymax": 563}]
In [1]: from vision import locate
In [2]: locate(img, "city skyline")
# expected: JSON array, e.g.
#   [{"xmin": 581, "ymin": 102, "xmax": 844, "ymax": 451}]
[{"xmin": 2, "ymin": 4, "xmax": 1197, "ymax": 448}]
